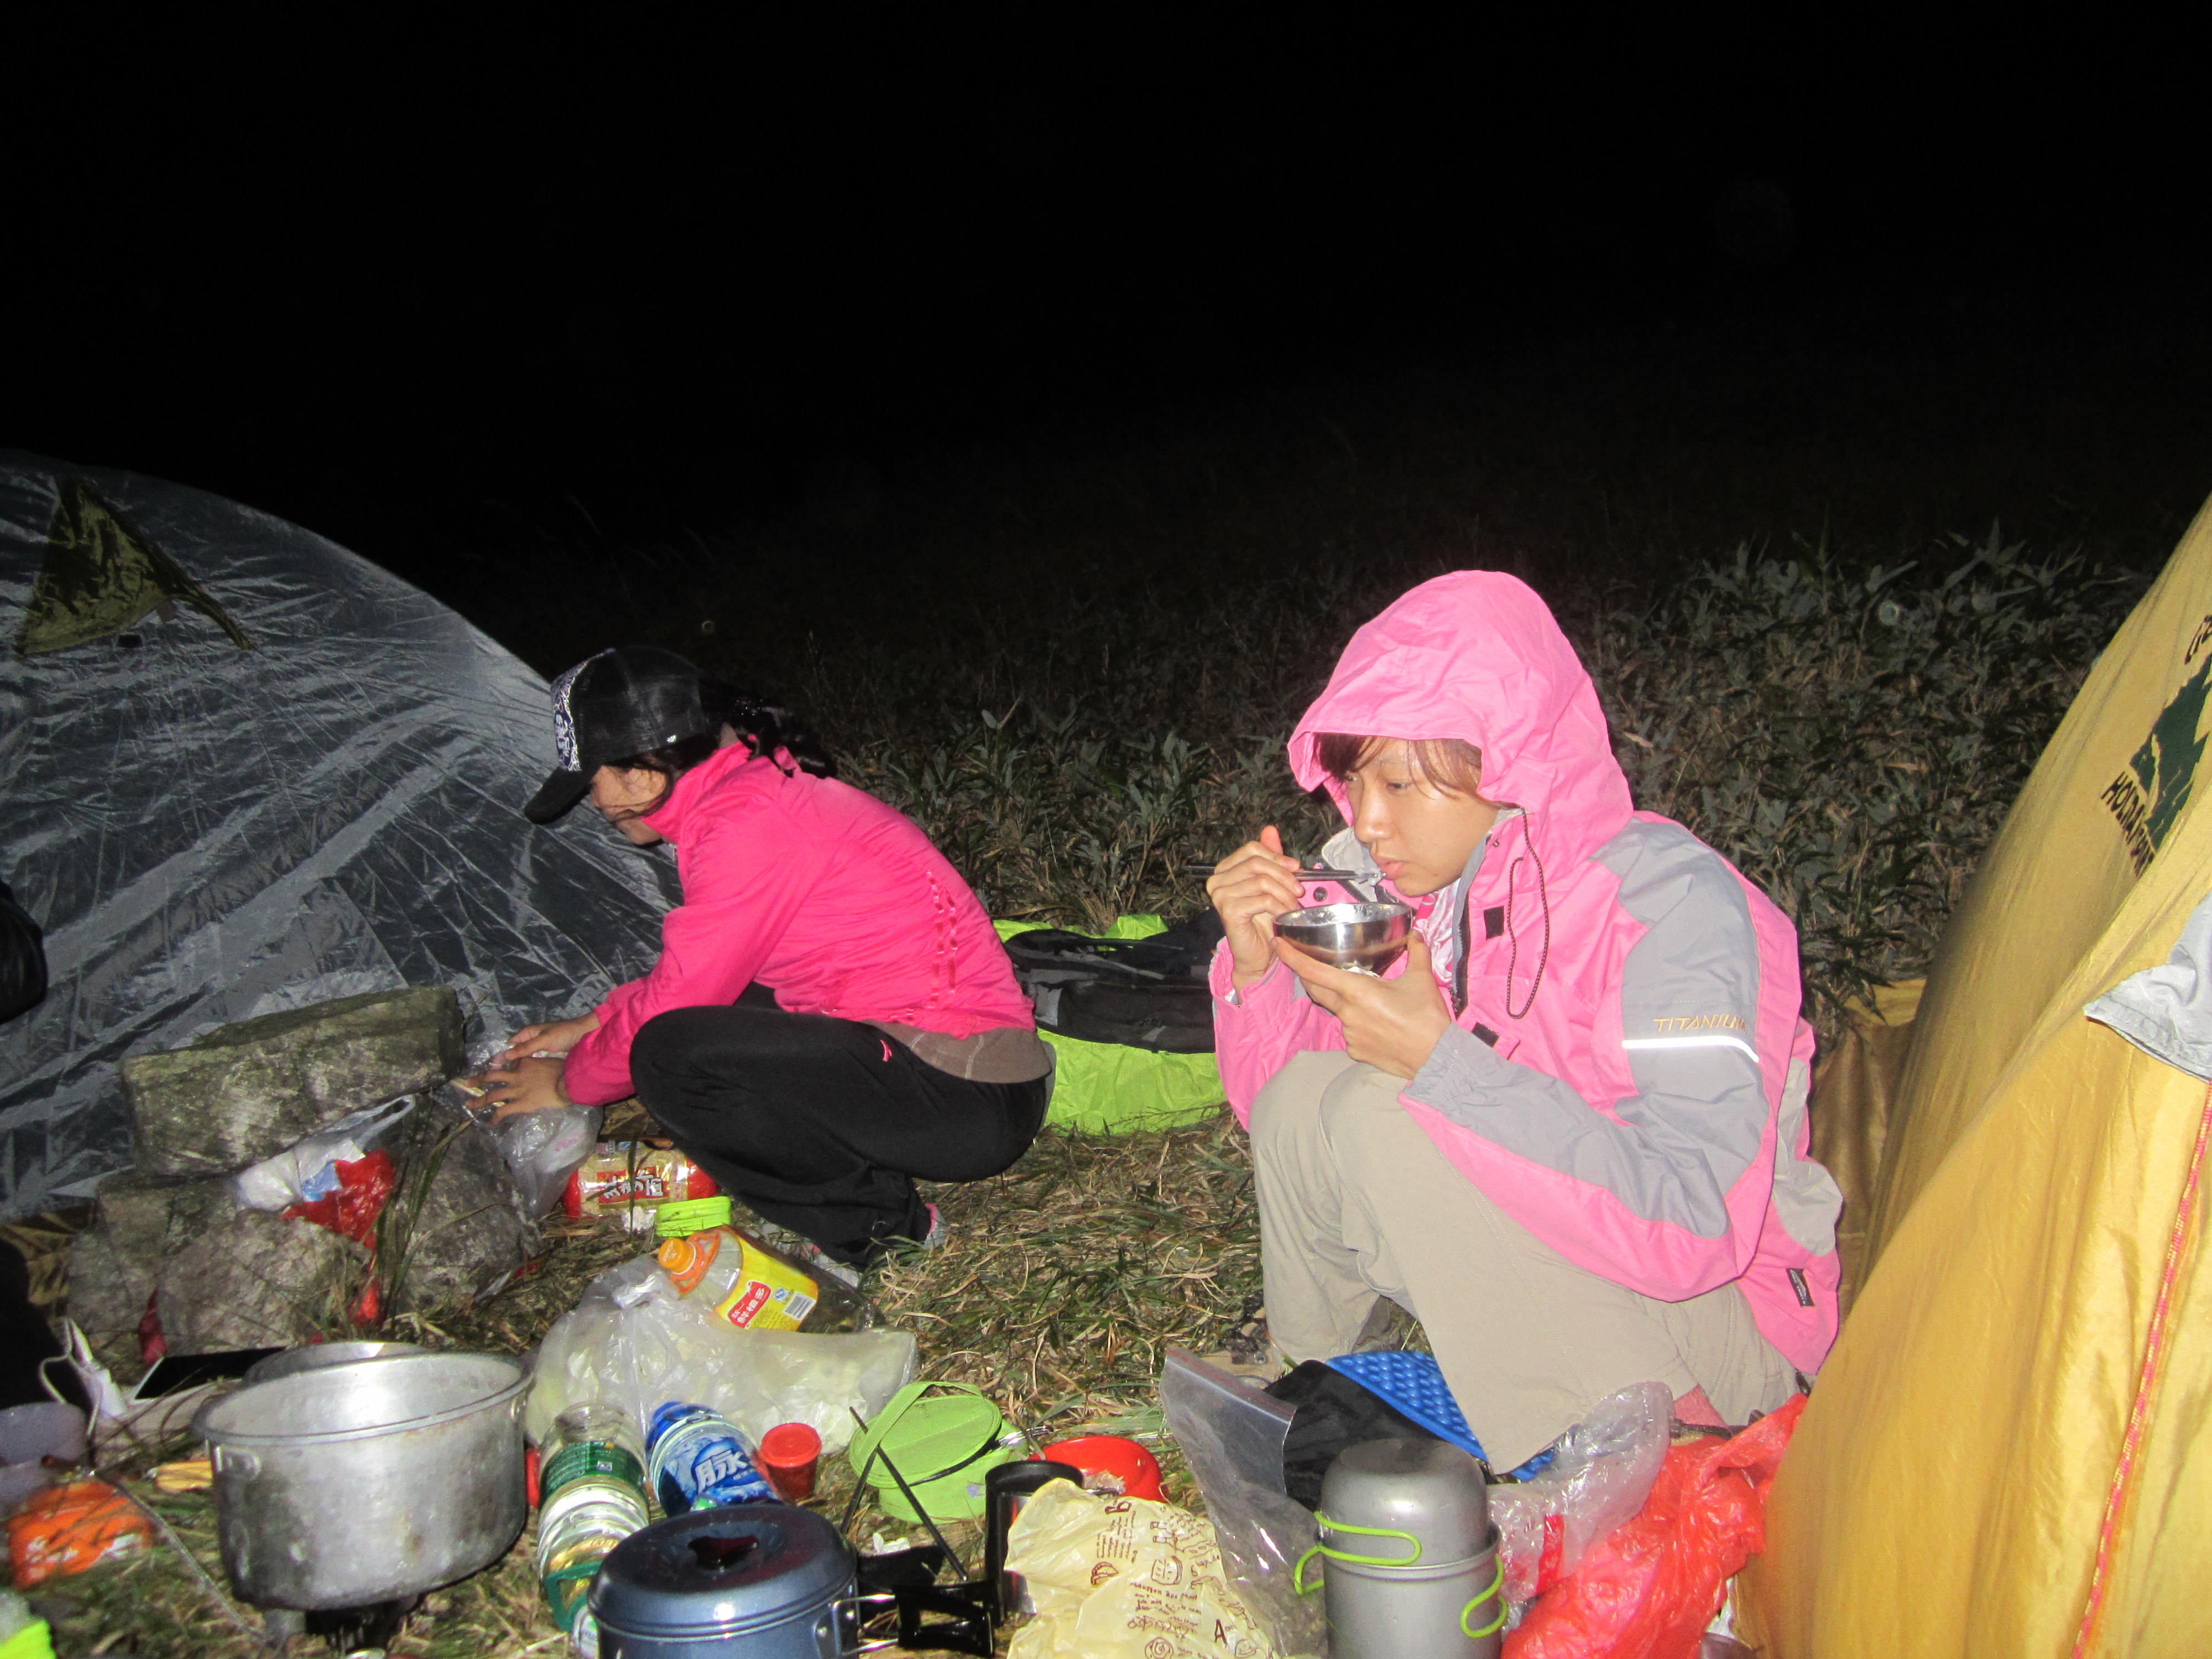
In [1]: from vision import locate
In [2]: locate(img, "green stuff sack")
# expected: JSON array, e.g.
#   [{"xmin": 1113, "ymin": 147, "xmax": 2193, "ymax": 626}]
[{"xmin": 997, "ymin": 916, "xmax": 1226, "ymax": 1135}]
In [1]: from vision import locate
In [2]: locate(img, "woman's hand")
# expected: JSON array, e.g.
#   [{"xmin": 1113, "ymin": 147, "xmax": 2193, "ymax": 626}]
[
  {"xmin": 498, "ymin": 1013, "xmax": 600, "ymax": 1065},
  {"xmin": 1274, "ymin": 932, "xmax": 1454, "ymax": 1079},
  {"xmin": 473, "ymin": 1055, "xmax": 574, "ymax": 1121},
  {"xmin": 1207, "ymin": 826, "xmax": 1310, "ymax": 990}
]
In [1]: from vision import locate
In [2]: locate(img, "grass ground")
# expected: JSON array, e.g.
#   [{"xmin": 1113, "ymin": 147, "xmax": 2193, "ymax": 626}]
[{"xmin": 24, "ymin": 356, "xmax": 2180, "ymax": 1652}]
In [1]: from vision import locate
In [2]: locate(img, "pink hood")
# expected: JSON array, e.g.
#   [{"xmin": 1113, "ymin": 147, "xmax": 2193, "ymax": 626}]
[{"xmin": 1289, "ymin": 571, "xmax": 1634, "ymax": 868}]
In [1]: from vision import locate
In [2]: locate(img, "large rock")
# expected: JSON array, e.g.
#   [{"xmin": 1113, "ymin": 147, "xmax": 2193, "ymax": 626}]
[
  {"xmin": 95, "ymin": 1170, "xmax": 243, "ymax": 1269},
  {"xmin": 155, "ymin": 1210, "xmax": 367, "ymax": 1353},
  {"xmin": 385, "ymin": 1103, "xmax": 531, "ymax": 1315},
  {"xmin": 65, "ymin": 1226, "xmax": 156, "ymax": 1343},
  {"xmin": 123, "ymin": 988, "xmax": 463, "ymax": 1177}
]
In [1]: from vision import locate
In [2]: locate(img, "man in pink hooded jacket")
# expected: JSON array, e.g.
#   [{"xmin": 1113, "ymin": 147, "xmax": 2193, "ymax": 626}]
[{"xmin": 1207, "ymin": 572, "xmax": 1843, "ymax": 1470}]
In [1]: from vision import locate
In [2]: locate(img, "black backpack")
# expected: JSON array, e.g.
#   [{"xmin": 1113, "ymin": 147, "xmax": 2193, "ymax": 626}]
[
  {"xmin": 1, "ymin": 882, "xmax": 47, "ymax": 1025},
  {"xmin": 1001, "ymin": 917, "xmax": 1222, "ymax": 1053}
]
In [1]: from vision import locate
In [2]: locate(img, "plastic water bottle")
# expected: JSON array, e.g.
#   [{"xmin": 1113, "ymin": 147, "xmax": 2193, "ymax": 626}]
[
  {"xmin": 537, "ymin": 1404, "xmax": 649, "ymax": 1657},
  {"xmin": 646, "ymin": 1402, "xmax": 777, "ymax": 1514}
]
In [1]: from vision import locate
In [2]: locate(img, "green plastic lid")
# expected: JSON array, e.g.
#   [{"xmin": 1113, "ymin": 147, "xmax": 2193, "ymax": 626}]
[{"xmin": 654, "ymin": 1197, "xmax": 734, "ymax": 1238}]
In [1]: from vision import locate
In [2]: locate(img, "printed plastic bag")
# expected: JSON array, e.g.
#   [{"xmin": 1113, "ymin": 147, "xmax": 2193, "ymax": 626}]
[
  {"xmin": 1491, "ymin": 1381, "xmax": 1673, "ymax": 1605},
  {"xmin": 1004, "ymin": 1477, "xmax": 1280, "ymax": 1659},
  {"xmin": 232, "ymin": 1095, "xmax": 415, "ymax": 1210},
  {"xmin": 6, "ymin": 1480, "xmax": 150, "ymax": 1586},
  {"xmin": 1505, "ymin": 1394, "xmax": 1807, "ymax": 1659},
  {"xmin": 492, "ymin": 1104, "xmax": 602, "ymax": 1219},
  {"xmin": 526, "ymin": 1254, "xmax": 916, "ymax": 1455}
]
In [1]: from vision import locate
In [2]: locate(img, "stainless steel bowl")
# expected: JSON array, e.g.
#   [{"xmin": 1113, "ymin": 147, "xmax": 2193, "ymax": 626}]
[
  {"xmin": 1275, "ymin": 901, "xmax": 1415, "ymax": 975},
  {"xmin": 196, "ymin": 1352, "xmax": 528, "ymax": 1609},
  {"xmin": 243, "ymin": 1340, "xmax": 426, "ymax": 1386}
]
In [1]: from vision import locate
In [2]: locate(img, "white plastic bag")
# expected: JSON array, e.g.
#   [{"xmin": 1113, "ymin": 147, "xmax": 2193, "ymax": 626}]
[
  {"xmin": 1005, "ymin": 1478, "xmax": 1280, "ymax": 1659},
  {"xmin": 231, "ymin": 1095, "xmax": 415, "ymax": 1210},
  {"xmin": 1489, "ymin": 1380, "xmax": 1672, "ymax": 1605},
  {"xmin": 526, "ymin": 1253, "xmax": 916, "ymax": 1454},
  {"xmin": 489, "ymin": 1103, "xmax": 602, "ymax": 1218}
]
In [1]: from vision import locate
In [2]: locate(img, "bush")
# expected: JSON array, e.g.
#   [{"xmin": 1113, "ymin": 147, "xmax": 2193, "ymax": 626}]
[
  {"xmin": 824, "ymin": 529, "xmax": 2143, "ymax": 1033},
  {"xmin": 1593, "ymin": 530, "xmax": 2143, "ymax": 1026}
]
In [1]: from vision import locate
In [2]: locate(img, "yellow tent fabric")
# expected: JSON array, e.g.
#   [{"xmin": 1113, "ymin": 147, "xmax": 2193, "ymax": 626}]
[{"xmin": 1746, "ymin": 500, "xmax": 2212, "ymax": 1655}]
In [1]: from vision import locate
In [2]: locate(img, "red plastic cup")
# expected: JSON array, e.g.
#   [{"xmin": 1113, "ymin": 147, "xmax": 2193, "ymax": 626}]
[
  {"xmin": 758, "ymin": 1422, "xmax": 822, "ymax": 1503},
  {"xmin": 1037, "ymin": 1435, "xmax": 1164, "ymax": 1502}
]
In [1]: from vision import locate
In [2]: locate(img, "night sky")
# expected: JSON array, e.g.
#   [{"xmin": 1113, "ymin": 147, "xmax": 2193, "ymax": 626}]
[{"xmin": 6, "ymin": 14, "xmax": 2207, "ymax": 589}]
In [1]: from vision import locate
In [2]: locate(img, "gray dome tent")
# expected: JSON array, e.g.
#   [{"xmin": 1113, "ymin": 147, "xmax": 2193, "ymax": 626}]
[{"xmin": 0, "ymin": 454, "xmax": 675, "ymax": 1220}]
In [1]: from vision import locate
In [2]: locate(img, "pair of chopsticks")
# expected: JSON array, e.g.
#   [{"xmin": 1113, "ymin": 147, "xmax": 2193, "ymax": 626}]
[{"xmin": 1177, "ymin": 861, "xmax": 1381, "ymax": 901}]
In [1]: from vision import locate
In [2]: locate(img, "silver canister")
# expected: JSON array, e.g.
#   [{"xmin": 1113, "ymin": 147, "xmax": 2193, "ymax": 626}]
[{"xmin": 1301, "ymin": 1438, "xmax": 1504, "ymax": 1659}]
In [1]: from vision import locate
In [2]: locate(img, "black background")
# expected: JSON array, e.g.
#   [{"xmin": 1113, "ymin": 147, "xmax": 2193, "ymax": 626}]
[{"xmin": 6, "ymin": 11, "xmax": 2208, "ymax": 601}]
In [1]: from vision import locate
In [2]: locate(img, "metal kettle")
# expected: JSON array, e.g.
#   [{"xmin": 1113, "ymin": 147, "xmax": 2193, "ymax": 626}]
[{"xmin": 1298, "ymin": 1437, "xmax": 1504, "ymax": 1659}]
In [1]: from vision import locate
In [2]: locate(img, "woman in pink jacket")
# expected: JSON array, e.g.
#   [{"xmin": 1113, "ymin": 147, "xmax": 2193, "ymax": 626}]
[
  {"xmin": 1209, "ymin": 573, "xmax": 1842, "ymax": 1470},
  {"xmin": 478, "ymin": 647, "xmax": 1051, "ymax": 1274}
]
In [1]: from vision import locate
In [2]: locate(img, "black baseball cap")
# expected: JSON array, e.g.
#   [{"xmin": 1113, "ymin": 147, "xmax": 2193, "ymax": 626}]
[{"xmin": 524, "ymin": 647, "xmax": 716, "ymax": 823}]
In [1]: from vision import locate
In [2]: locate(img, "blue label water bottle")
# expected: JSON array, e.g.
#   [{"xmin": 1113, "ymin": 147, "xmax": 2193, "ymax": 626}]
[{"xmin": 646, "ymin": 1402, "xmax": 777, "ymax": 1513}]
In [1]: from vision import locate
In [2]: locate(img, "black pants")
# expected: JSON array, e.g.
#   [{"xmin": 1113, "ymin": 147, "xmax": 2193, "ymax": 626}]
[{"xmin": 630, "ymin": 997, "xmax": 1051, "ymax": 1263}]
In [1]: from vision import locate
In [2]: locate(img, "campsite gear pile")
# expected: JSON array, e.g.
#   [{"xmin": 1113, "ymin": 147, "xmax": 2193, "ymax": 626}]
[
  {"xmin": 526, "ymin": 1254, "xmax": 916, "ymax": 1457},
  {"xmin": 191, "ymin": 1350, "xmax": 529, "ymax": 1610},
  {"xmin": 1, "ymin": 458, "xmax": 675, "ymax": 1224},
  {"xmin": 58, "ymin": 988, "xmax": 536, "ymax": 1356},
  {"xmin": 1159, "ymin": 1347, "xmax": 1679, "ymax": 1655},
  {"xmin": 1296, "ymin": 1438, "xmax": 1503, "ymax": 1659}
]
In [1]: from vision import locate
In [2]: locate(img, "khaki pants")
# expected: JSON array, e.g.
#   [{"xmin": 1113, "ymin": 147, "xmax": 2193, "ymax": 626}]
[{"xmin": 1252, "ymin": 1050, "xmax": 1796, "ymax": 1470}]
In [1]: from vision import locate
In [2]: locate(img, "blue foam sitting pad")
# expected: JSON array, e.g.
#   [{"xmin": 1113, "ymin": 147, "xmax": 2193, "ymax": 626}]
[{"xmin": 1325, "ymin": 1350, "xmax": 1557, "ymax": 1480}]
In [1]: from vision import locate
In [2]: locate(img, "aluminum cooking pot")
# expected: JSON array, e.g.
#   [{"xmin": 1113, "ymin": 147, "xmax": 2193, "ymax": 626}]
[
  {"xmin": 591, "ymin": 1504, "xmax": 857, "ymax": 1657},
  {"xmin": 195, "ymin": 1351, "xmax": 528, "ymax": 1609},
  {"xmin": 243, "ymin": 1340, "xmax": 426, "ymax": 1386}
]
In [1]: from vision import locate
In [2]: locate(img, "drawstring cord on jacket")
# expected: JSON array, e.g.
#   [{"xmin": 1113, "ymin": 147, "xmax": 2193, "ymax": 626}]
[{"xmin": 1504, "ymin": 816, "xmax": 1552, "ymax": 1020}]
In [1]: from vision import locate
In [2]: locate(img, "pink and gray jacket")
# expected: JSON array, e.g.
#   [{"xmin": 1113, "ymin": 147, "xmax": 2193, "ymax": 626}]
[
  {"xmin": 562, "ymin": 743, "xmax": 1035, "ymax": 1105},
  {"xmin": 1212, "ymin": 571, "xmax": 1843, "ymax": 1376}
]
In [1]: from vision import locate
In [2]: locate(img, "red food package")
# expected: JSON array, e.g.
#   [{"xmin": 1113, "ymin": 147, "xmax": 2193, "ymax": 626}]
[
  {"xmin": 8, "ymin": 1479, "xmax": 153, "ymax": 1586},
  {"xmin": 1505, "ymin": 1394, "xmax": 1806, "ymax": 1659},
  {"xmin": 561, "ymin": 1143, "xmax": 718, "ymax": 1218}
]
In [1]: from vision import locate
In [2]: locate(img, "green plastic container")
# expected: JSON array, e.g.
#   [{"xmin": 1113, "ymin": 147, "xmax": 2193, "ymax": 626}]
[{"xmin": 847, "ymin": 1381, "xmax": 1021, "ymax": 1524}]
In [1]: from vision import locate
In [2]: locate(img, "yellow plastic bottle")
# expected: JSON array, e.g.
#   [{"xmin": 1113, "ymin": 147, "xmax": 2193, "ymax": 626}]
[{"xmin": 656, "ymin": 1226, "xmax": 820, "ymax": 1331}]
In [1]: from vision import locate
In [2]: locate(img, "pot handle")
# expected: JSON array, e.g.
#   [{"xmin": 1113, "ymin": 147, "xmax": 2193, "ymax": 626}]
[{"xmin": 212, "ymin": 1446, "xmax": 261, "ymax": 1479}]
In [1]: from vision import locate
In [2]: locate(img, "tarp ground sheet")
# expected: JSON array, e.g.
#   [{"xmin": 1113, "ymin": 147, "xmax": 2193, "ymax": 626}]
[
  {"xmin": 0, "ymin": 454, "xmax": 676, "ymax": 1220},
  {"xmin": 1746, "ymin": 493, "xmax": 2212, "ymax": 1655}
]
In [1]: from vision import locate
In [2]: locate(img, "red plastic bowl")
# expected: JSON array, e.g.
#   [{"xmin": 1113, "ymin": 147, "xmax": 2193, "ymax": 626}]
[{"xmin": 1036, "ymin": 1435, "xmax": 1164, "ymax": 1502}]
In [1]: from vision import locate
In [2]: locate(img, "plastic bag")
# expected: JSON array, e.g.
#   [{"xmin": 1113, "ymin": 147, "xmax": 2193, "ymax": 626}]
[
  {"xmin": 1491, "ymin": 1381, "xmax": 1673, "ymax": 1605},
  {"xmin": 526, "ymin": 1254, "xmax": 916, "ymax": 1455},
  {"xmin": 492, "ymin": 1104, "xmax": 602, "ymax": 1219},
  {"xmin": 1157, "ymin": 1347, "xmax": 1321, "ymax": 1656},
  {"xmin": 281, "ymin": 1149, "xmax": 397, "ymax": 1246},
  {"xmin": 232, "ymin": 1095, "xmax": 415, "ymax": 1209},
  {"xmin": 1505, "ymin": 1394, "xmax": 1806, "ymax": 1659},
  {"xmin": 1004, "ymin": 1477, "xmax": 1281, "ymax": 1659},
  {"xmin": 6, "ymin": 1480, "xmax": 151, "ymax": 1586}
]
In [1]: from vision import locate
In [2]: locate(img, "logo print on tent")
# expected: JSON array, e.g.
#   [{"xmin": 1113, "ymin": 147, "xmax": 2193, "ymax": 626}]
[{"xmin": 2103, "ymin": 617, "xmax": 2212, "ymax": 874}]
